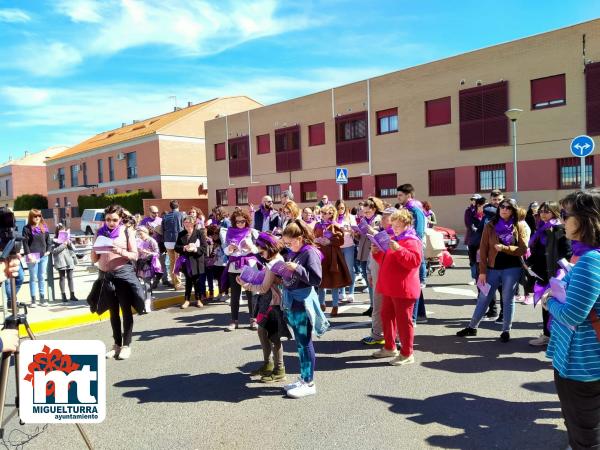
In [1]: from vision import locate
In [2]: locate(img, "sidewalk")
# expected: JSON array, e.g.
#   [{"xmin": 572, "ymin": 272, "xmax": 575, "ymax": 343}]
[{"xmin": 1, "ymin": 265, "xmax": 187, "ymax": 337}]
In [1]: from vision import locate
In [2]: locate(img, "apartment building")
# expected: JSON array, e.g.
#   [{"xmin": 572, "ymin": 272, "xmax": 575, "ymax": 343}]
[{"xmin": 205, "ymin": 19, "xmax": 600, "ymax": 230}]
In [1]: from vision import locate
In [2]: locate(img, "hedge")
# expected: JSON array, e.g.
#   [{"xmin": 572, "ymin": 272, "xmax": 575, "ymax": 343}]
[
  {"xmin": 77, "ymin": 190, "xmax": 154, "ymax": 214},
  {"xmin": 14, "ymin": 194, "xmax": 48, "ymax": 211}
]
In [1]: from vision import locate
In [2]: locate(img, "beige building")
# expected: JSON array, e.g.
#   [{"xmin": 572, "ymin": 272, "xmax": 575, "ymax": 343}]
[
  {"xmin": 46, "ymin": 96, "xmax": 261, "ymax": 225},
  {"xmin": 0, "ymin": 146, "xmax": 67, "ymax": 209},
  {"xmin": 206, "ymin": 19, "xmax": 600, "ymax": 231}
]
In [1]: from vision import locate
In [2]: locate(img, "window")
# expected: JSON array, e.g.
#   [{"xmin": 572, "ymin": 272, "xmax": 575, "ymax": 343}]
[
  {"xmin": 57, "ymin": 168, "xmax": 65, "ymax": 189},
  {"xmin": 375, "ymin": 173, "xmax": 397, "ymax": 198},
  {"xmin": 4, "ymin": 179, "xmax": 9, "ymax": 197},
  {"xmin": 82, "ymin": 162, "xmax": 88, "ymax": 186},
  {"xmin": 586, "ymin": 62, "xmax": 600, "ymax": 135},
  {"xmin": 216, "ymin": 189, "xmax": 228, "ymax": 206},
  {"xmin": 126, "ymin": 152, "xmax": 137, "ymax": 179},
  {"xmin": 215, "ymin": 142, "xmax": 226, "ymax": 161},
  {"xmin": 256, "ymin": 134, "xmax": 270, "ymax": 154},
  {"xmin": 70, "ymin": 165, "xmax": 79, "ymax": 187},
  {"xmin": 97, "ymin": 159, "xmax": 104, "ymax": 183},
  {"xmin": 236, "ymin": 187, "xmax": 248, "ymax": 205},
  {"xmin": 335, "ymin": 111, "xmax": 368, "ymax": 164},
  {"xmin": 228, "ymin": 136, "xmax": 250, "ymax": 177},
  {"xmin": 477, "ymin": 164, "xmax": 506, "ymax": 191},
  {"xmin": 308, "ymin": 123, "xmax": 326, "ymax": 146},
  {"xmin": 301, "ymin": 181, "xmax": 317, "ymax": 203},
  {"xmin": 55, "ymin": 198, "xmax": 60, "ymax": 207},
  {"xmin": 275, "ymin": 125, "xmax": 301, "ymax": 172},
  {"xmin": 429, "ymin": 168, "xmax": 456, "ymax": 196},
  {"xmin": 376, "ymin": 108, "xmax": 398, "ymax": 135},
  {"xmin": 425, "ymin": 96, "xmax": 451, "ymax": 127},
  {"xmin": 108, "ymin": 156, "xmax": 115, "ymax": 182},
  {"xmin": 557, "ymin": 156, "xmax": 593, "ymax": 189},
  {"xmin": 343, "ymin": 177, "xmax": 363, "ymax": 199},
  {"xmin": 267, "ymin": 184, "xmax": 282, "ymax": 203},
  {"xmin": 531, "ymin": 74, "xmax": 566, "ymax": 109},
  {"xmin": 459, "ymin": 81, "xmax": 508, "ymax": 150}
]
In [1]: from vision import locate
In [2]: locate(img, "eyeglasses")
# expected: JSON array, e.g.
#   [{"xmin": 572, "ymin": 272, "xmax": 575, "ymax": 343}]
[
  {"xmin": 235, "ymin": 220, "xmax": 247, "ymax": 225},
  {"xmin": 282, "ymin": 240, "xmax": 293, "ymax": 248},
  {"xmin": 105, "ymin": 218, "xmax": 120, "ymax": 223},
  {"xmin": 538, "ymin": 209, "xmax": 551, "ymax": 214},
  {"xmin": 265, "ymin": 201, "xmax": 273, "ymax": 204},
  {"xmin": 560, "ymin": 210, "xmax": 574, "ymax": 221},
  {"xmin": 150, "ymin": 211, "xmax": 159, "ymax": 215},
  {"xmin": 33, "ymin": 215, "xmax": 41, "ymax": 218},
  {"xmin": 322, "ymin": 211, "xmax": 333, "ymax": 215},
  {"xmin": 499, "ymin": 204, "xmax": 513, "ymax": 210}
]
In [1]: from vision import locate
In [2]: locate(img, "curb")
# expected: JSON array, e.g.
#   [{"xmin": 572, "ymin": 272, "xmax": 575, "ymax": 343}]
[{"xmin": 19, "ymin": 293, "xmax": 188, "ymax": 337}]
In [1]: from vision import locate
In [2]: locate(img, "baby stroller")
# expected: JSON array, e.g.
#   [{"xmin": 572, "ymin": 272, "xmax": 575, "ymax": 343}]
[{"xmin": 424, "ymin": 228, "xmax": 448, "ymax": 276}]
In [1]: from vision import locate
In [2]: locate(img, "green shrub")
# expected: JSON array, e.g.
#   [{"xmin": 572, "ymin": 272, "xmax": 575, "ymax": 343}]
[
  {"xmin": 14, "ymin": 194, "xmax": 48, "ymax": 211},
  {"xmin": 77, "ymin": 190, "xmax": 154, "ymax": 214}
]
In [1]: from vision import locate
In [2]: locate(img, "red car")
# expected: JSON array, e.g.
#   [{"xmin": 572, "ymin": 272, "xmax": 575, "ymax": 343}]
[{"xmin": 433, "ymin": 226, "xmax": 459, "ymax": 251}]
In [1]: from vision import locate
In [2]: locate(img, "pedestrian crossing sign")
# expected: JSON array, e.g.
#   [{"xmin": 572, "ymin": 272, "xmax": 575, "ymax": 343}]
[{"xmin": 335, "ymin": 167, "xmax": 348, "ymax": 184}]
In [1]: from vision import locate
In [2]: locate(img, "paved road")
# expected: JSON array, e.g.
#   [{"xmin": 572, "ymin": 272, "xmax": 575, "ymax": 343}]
[{"xmin": 1, "ymin": 254, "xmax": 567, "ymax": 450}]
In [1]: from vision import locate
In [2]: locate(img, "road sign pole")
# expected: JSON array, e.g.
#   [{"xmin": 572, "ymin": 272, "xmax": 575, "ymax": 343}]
[
  {"xmin": 339, "ymin": 183, "xmax": 343, "ymax": 201},
  {"xmin": 581, "ymin": 157, "xmax": 586, "ymax": 191}
]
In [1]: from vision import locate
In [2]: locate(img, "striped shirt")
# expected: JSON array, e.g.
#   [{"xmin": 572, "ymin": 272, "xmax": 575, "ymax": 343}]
[{"xmin": 546, "ymin": 250, "xmax": 600, "ymax": 381}]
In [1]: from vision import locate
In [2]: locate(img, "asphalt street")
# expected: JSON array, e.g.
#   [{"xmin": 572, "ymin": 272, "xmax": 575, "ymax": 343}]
[{"xmin": 1, "ymin": 253, "xmax": 567, "ymax": 450}]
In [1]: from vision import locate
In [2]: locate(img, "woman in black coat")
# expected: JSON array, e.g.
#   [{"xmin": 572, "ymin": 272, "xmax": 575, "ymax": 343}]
[
  {"xmin": 527, "ymin": 201, "xmax": 572, "ymax": 346},
  {"xmin": 22, "ymin": 209, "xmax": 52, "ymax": 307},
  {"xmin": 175, "ymin": 216, "xmax": 208, "ymax": 309}
]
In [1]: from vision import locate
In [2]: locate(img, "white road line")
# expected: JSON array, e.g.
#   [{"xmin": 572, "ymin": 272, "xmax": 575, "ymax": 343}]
[
  {"xmin": 431, "ymin": 287, "xmax": 478, "ymax": 298},
  {"xmin": 332, "ymin": 322, "xmax": 370, "ymax": 330}
]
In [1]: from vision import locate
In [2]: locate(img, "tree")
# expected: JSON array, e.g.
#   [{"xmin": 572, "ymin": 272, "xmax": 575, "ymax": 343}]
[{"xmin": 14, "ymin": 194, "xmax": 48, "ymax": 211}]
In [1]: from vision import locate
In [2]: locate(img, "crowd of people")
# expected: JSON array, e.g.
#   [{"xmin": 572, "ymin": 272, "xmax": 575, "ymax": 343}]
[{"xmin": 4, "ymin": 185, "xmax": 598, "ymax": 446}]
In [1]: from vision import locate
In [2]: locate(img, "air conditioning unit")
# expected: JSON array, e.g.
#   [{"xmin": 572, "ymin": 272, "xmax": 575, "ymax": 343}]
[
  {"xmin": 116, "ymin": 153, "xmax": 126, "ymax": 161},
  {"xmin": 106, "ymin": 188, "xmax": 116, "ymax": 195}
]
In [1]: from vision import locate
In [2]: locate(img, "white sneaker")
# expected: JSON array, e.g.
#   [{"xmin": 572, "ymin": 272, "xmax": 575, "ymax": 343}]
[
  {"xmin": 529, "ymin": 334, "xmax": 550, "ymax": 346},
  {"xmin": 468, "ymin": 280, "xmax": 476, "ymax": 286},
  {"xmin": 117, "ymin": 345, "xmax": 131, "ymax": 360},
  {"xmin": 106, "ymin": 344, "xmax": 121, "ymax": 359},
  {"xmin": 343, "ymin": 296, "xmax": 354, "ymax": 303},
  {"xmin": 286, "ymin": 381, "xmax": 316, "ymax": 399},
  {"xmin": 371, "ymin": 347, "xmax": 399, "ymax": 359},
  {"xmin": 29, "ymin": 303, "xmax": 37, "ymax": 308},
  {"xmin": 389, "ymin": 354, "xmax": 415, "ymax": 366},
  {"xmin": 283, "ymin": 377, "xmax": 303, "ymax": 392},
  {"xmin": 420, "ymin": 283, "xmax": 427, "ymax": 289},
  {"xmin": 144, "ymin": 299, "xmax": 152, "ymax": 312}
]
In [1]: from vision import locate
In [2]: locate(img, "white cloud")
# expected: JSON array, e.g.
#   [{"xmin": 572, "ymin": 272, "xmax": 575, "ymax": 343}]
[
  {"xmin": 55, "ymin": 0, "xmax": 103, "ymax": 23},
  {"xmin": 0, "ymin": 87, "xmax": 51, "ymax": 106},
  {"xmin": 0, "ymin": 8, "xmax": 31, "ymax": 23},
  {"xmin": 14, "ymin": 42, "xmax": 82, "ymax": 77}
]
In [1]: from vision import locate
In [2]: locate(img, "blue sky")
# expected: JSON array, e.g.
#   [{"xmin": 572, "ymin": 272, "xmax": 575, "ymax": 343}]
[{"xmin": 0, "ymin": 0, "xmax": 598, "ymax": 160}]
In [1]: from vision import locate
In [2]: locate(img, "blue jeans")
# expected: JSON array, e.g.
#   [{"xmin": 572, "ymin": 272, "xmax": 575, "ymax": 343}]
[
  {"xmin": 341, "ymin": 246, "xmax": 356, "ymax": 297},
  {"xmin": 469, "ymin": 267, "xmax": 522, "ymax": 332},
  {"xmin": 359, "ymin": 260, "xmax": 374, "ymax": 307},
  {"xmin": 318, "ymin": 287, "xmax": 341, "ymax": 307},
  {"xmin": 286, "ymin": 301, "xmax": 316, "ymax": 383},
  {"xmin": 27, "ymin": 255, "xmax": 48, "ymax": 301},
  {"xmin": 4, "ymin": 263, "xmax": 24, "ymax": 306},
  {"xmin": 412, "ymin": 291, "xmax": 426, "ymax": 322}
]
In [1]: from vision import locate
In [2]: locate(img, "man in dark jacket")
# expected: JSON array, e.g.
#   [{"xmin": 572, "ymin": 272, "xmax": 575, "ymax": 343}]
[
  {"xmin": 253, "ymin": 196, "xmax": 281, "ymax": 232},
  {"xmin": 162, "ymin": 200, "xmax": 184, "ymax": 289}
]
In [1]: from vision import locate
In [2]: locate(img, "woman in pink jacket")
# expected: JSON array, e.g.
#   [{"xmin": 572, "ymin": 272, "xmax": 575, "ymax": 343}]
[{"xmin": 370, "ymin": 209, "xmax": 422, "ymax": 366}]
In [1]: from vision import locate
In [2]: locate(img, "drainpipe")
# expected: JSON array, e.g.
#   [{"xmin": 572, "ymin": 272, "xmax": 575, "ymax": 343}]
[
  {"xmin": 226, "ymin": 115, "xmax": 234, "ymax": 187},
  {"xmin": 361, "ymin": 79, "xmax": 372, "ymax": 176},
  {"xmin": 247, "ymin": 111, "xmax": 259, "ymax": 185}
]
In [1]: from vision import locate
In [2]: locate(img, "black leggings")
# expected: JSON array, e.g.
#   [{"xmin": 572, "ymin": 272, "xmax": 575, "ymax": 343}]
[
  {"xmin": 108, "ymin": 292, "xmax": 134, "ymax": 347},
  {"xmin": 184, "ymin": 273, "xmax": 202, "ymax": 301},
  {"xmin": 58, "ymin": 269, "xmax": 74, "ymax": 295},
  {"xmin": 228, "ymin": 272, "xmax": 253, "ymax": 321}
]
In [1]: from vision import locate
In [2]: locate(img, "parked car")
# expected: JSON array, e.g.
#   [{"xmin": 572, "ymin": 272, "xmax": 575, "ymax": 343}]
[
  {"xmin": 80, "ymin": 209, "xmax": 105, "ymax": 235},
  {"xmin": 433, "ymin": 225, "xmax": 459, "ymax": 251}
]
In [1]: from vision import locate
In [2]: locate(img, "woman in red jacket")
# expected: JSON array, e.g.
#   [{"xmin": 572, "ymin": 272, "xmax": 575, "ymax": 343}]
[{"xmin": 371, "ymin": 209, "xmax": 422, "ymax": 366}]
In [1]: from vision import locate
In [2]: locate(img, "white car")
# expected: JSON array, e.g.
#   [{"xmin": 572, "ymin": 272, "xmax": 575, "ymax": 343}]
[{"xmin": 80, "ymin": 209, "xmax": 105, "ymax": 235}]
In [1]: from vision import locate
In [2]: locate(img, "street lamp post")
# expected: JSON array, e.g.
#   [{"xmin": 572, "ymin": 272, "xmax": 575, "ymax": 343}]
[{"xmin": 505, "ymin": 108, "xmax": 523, "ymax": 201}]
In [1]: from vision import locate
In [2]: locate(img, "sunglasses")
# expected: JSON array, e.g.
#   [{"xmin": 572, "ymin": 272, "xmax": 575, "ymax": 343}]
[
  {"xmin": 499, "ymin": 204, "xmax": 514, "ymax": 210},
  {"xmin": 560, "ymin": 210, "xmax": 574, "ymax": 221},
  {"xmin": 235, "ymin": 220, "xmax": 247, "ymax": 224}
]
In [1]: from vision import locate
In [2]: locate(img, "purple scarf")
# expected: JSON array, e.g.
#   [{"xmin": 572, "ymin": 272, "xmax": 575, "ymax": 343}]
[
  {"xmin": 97, "ymin": 224, "xmax": 122, "ymax": 239},
  {"xmin": 529, "ymin": 218, "xmax": 560, "ymax": 247},
  {"xmin": 315, "ymin": 220, "xmax": 332, "ymax": 232},
  {"xmin": 336, "ymin": 215, "xmax": 345, "ymax": 225},
  {"xmin": 31, "ymin": 224, "xmax": 48, "ymax": 235},
  {"xmin": 288, "ymin": 244, "xmax": 324, "ymax": 262},
  {"xmin": 494, "ymin": 218, "xmax": 515, "ymax": 245},
  {"xmin": 260, "ymin": 205, "xmax": 272, "ymax": 219},
  {"xmin": 392, "ymin": 227, "xmax": 420, "ymax": 242},
  {"xmin": 423, "ymin": 209, "xmax": 432, "ymax": 218},
  {"xmin": 572, "ymin": 240, "xmax": 600, "ymax": 257},
  {"xmin": 225, "ymin": 226, "xmax": 251, "ymax": 246},
  {"xmin": 405, "ymin": 199, "xmax": 423, "ymax": 211},
  {"xmin": 362, "ymin": 214, "xmax": 378, "ymax": 226}
]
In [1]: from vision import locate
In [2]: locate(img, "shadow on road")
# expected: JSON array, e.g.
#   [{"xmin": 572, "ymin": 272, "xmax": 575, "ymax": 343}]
[
  {"xmin": 370, "ymin": 392, "xmax": 565, "ymax": 449},
  {"xmin": 114, "ymin": 372, "xmax": 284, "ymax": 403}
]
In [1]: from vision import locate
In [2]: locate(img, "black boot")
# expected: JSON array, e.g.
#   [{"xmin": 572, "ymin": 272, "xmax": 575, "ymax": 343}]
[
  {"xmin": 362, "ymin": 306, "xmax": 373, "ymax": 317},
  {"xmin": 61, "ymin": 293, "xmax": 68, "ymax": 303},
  {"xmin": 70, "ymin": 292, "xmax": 78, "ymax": 302}
]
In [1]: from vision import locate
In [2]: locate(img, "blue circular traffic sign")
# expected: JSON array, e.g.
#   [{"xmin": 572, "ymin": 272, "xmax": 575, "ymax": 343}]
[{"xmin": 570, "ymin": 135, "xmax": 595, "ymax": 157}]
